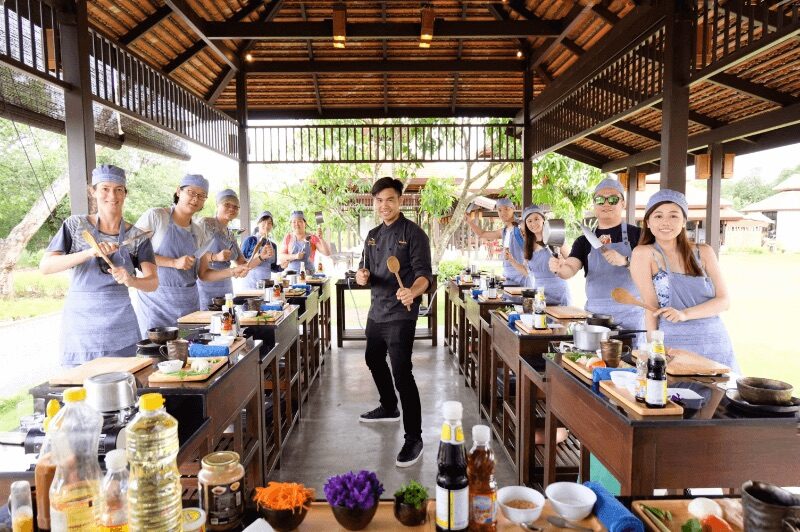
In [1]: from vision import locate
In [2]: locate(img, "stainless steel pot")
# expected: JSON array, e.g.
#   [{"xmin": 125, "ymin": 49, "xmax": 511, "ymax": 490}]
[
  {"xmin": 84, "ymin": 372, "xmax": 137, "ymax": 413},
  {"xmin": 543, "ymin": 219, "xmax": 566, "ymax": 256},
  {"xmin": 572, "ymin": 323, "xmax": 611, "ymax": 351}
]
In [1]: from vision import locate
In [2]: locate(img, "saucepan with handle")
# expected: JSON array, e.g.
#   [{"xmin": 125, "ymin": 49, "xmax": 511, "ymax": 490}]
[{"xmin": 542, "ymin": 219, "xmax": 566, "ymax": 258}]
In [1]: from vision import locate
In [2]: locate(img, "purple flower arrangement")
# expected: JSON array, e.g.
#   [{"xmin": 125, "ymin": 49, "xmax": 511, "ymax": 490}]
[{"xmin": 324, "ymin": 470, "xmax": 385, "ymax": 510}]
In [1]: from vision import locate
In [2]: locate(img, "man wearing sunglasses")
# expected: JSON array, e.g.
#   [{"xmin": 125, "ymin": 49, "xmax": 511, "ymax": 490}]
[{"xmin": 549, "ymin": 178, "xmax": 643, "ymax": 344}]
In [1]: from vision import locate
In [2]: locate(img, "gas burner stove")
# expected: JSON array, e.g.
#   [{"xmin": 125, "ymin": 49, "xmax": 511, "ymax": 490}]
[{"xmin": 553, "ymin": 341, "xmax": 599, "ymax": 357}]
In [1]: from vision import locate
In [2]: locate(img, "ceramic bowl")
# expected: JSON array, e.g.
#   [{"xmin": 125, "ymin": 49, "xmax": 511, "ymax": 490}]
[
  {"xmin": 609, "ymin": 371, "xmax": 636, "ymax": 393},
  {"xmin": 497, "ymin": 485, "xmax": 545, "ymax": 524},
  {"xmin": 157, "ymin": 360, "xmax": 184, "ymax": 374},
  {"xmin": 147, "ymin": 326, "xmax": 179, "ymax": 345},
  {"xmin": 258, "ymin": 504, "xmax": 309, "ymax": 532},
  {"xmin": 545, "ymin": 482, "xmax": 596, "ymax": 521},
  {"xmin": 737, "ymin": 377, "xmax": 794, "ymax": 405},
  {"xmin": 241, "ymin": 310, "xmax": 258, "ymax": 318},
  {"xmin": 209, "ymin": 335, "xmax": 235, "ymax": 347}
]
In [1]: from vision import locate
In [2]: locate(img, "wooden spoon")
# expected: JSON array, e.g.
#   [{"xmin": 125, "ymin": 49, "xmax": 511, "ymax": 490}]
[
  {"xmin": 611, "ymin": 287, "xmax": 658, "ymax": 313},
  {"xmin": 386, "ymin": 256, "xmax": 411, "ymax": 312},
  {"xmin": 246, "ymin": 237, "xmax": 266, "ymax": 268},
  {"xmin": 82, "ymin": 230, "xmax": 114, "ymax": 269}
]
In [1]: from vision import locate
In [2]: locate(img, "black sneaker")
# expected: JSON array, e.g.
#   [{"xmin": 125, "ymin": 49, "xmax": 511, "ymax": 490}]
[
  {"xmin": 359, "ymin": 406, "xmax": 401, "ymax": 423},
  {"xmin": 396, "ymin": 437, "xmax": 423, "ymax": 467}
]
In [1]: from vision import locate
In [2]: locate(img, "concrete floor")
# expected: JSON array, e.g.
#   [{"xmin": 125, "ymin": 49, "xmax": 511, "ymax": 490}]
[{"xmin": 268, "ymin": 336, "xmax": 518, "ymax": 497}]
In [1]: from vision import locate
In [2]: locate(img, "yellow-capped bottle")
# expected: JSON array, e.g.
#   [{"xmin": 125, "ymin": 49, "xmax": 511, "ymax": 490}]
[
  {"xmin": 126, "ymin": 393, "xmax": 183, "ymax": 532},
  {"xmin": 436, "ymin": 401, "xmax": 468, "ymax": 532}
]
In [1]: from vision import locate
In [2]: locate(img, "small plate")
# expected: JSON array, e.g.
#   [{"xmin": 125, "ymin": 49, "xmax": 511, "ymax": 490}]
[{"xmin": 725, "ymin": 389, "xmax": 800, "ymax": 415}]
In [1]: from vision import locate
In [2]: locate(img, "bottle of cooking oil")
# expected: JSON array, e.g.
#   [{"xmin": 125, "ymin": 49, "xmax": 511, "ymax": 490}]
[
  {"xmin": 49, "ymin": 387, "xmax": 103, "ymax": 532},
  {"xmin": 126, "ymin": 393, "xmax": 183, "ymax": 532}
]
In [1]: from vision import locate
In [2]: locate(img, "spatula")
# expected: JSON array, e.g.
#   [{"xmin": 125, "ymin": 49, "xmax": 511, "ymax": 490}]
[
  {"xmin": 386, "ymin": 255, "xmax": 411, "ymax": 311},
  {"xmin": 82, "ymin": 230, "xmax": 114, "ymax": 269},
  {"xmin": 611, "ymin": 287, "xmax": 658, "ymax": 313}
]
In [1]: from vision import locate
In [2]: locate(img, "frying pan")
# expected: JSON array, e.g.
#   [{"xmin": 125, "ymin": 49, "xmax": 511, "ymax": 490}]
[{"xmin": 542, "ymin": 219, "xmax": 566, "ymax": 257}]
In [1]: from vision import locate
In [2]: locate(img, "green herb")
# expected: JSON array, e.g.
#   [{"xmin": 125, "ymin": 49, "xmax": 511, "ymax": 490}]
[
  {"xmin": 563, "ymin": 353, "xmax": 585, "ymax": 362},
  {"xmin": 393, "ymin": 480, "xmax": 429, "ymax": 510},
  {"xmin": 641, "ymin": 505, "xmax": 672, "ymax": 532},
  {"xmin": 642, "ymin": 504, "xmax": 672, "ymax": 522},
  {"xmin": 681, "ymin": 518, "xmax": 703, "ymax": 532},
  {"xmin": 498, "ymin": 306, "xmax": 514, "ymax": 314}
]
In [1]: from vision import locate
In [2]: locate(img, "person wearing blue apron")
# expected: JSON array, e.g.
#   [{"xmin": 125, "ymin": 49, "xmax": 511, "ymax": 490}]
[
  {"xmin": 40, "ymin": 165, "xmax": 158, "ymax": 367},
  {"xmin": 134, "ymin": 174, "xmax": 247, "ymax": 336},
  {"xmin": 507, "ymin": 205, "xmax": 572, "ymax": 306},
  {"xmin": 630, "ymin": 189, "xmax": 737, "ymax": 370},
  {"xmin": 241, "ymin": 210, "xmax": 281, "ymax": 289},
  {"xmin": 550, "ymin": 178, "xmax": 644, "ymax": 345},
  {"xmin": 279, "ymin": 210, "xmax": 332, "ymax": 274},
  {"xmin": 464, "ymin": 197, "xmax": 527, "ymax": 286},
  {"xmin": 197, "ymin": 189, "xmax": 247, "ymax": 307}
]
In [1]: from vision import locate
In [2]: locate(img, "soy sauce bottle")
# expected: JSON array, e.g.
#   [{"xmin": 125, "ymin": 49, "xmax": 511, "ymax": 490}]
[
  {"xmin": 436, "ymin": 401, "xmax": 468, "ymax": 532},
  {"xmin": 645, "ymin": 330, "xmax": 667, "ymax": 408}
]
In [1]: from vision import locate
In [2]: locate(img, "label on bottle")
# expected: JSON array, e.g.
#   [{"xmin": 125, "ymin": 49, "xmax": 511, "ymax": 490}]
[
  {"xmin": 98, "ymin": 525, "xmax": 129, "ymax": 532},
  {"xmin": 470, "ymin": 493, "xmax": 497, "ymax": 525},
  {"xmin": 534, "ymin": 312, "xmax": 547, "ymax": 329},
  {"xmin": 435, "ymin": 485, "xmax": 469, "ymax": 530},
  {"xmin": 50, "ymin": 500, "xmax": 95, "ymax": 531},
  {"xmin": 200, "ymin": 480, "xmax": 243, "ymax": 526},
  {"xmin": 645, "ymin": 378, "xmax": 667, "ymax": 407}
]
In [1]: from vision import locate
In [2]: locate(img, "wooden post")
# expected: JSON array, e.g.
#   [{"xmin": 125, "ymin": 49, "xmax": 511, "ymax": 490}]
[
  {"xmin": 659, "ymin": 1, "xmax": 692, "ymax": 194},
  {"xmin": 236, "ymin": 70, "xmax": 251, "ymax": 235},
  {"xmin": 60, "ymin": 0, "xmax": 95, "ymax": 215},
  {"xmin": 626, "ymin": 165, "xmax": 638, "ymax": 225},
  {"xmin": 522, "ymin": 67, "xmax": 533, "ymax": 208},
  {"xmin": 705, "ymin": 143, "xmax": 723, "ymax": 254}
]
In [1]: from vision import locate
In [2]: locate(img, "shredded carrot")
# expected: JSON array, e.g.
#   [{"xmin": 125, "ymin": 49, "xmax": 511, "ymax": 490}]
[{"xmin": 253, "ymin": 482, "xmax": 314, "ymax": 512}]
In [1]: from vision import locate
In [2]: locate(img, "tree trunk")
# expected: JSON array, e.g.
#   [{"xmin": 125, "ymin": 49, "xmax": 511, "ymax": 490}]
[{"xmin": 0, "ymin": 172, "xmax": 69, "ymax": 297}]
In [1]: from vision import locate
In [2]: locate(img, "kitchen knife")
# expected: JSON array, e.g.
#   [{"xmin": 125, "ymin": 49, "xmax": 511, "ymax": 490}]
[
  {"xmin": 81, "ymin": 230, "xmax": 115, "ymax": 268},
  {"xmin": 581, "ymin": 224, "xmax": 607, "ymax": 252},
  {"xmin": 119, "ymin": 230, "xmax": 153, "ymax": 248},
  {"xmin": 194, "ymin": 238, "xmax": 217, "ymax": 259}
]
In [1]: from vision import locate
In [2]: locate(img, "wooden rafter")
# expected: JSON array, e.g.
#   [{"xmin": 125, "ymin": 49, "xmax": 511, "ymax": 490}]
[
  {"xmin": 247, "ymin": 60, "xmax": 524, "ymax": 73},
  {"xmin": 611, "ymin": 121, "xmax": 660, "ymax": 143},
  {"xmin": 119, "ymin": 6, "xmax": 172, "ymax": 46},
  {"xmin": 244, "ymin": 108, "xmax": 519, "ymax": 120},
  {"xmin": 708, "ymin": 72, "xmax": 797, "ymax": 107},
  {"xmin": 529, "ymin": 3, "xmax": 594, "ymax": 70},
  {"xmin": 451, "ymin": 3, "xmax": 467, "ymax": 114},
  {"xmin": 163, "ymin": 0, "xmax": 239, "ymax": 70},
  {"xmin": 297, "ymin": 2, "xmax": 321, "ymax": 114},
  {"xmin": 382, "ymin": 2, "xmax": 388, "ymax": 114},
  {"xmin": 591, "ymin": 3, "xmax": 620, "ymax": 25},
  {"xmin": 585, "ymin": 133, "xmax": 634, "ymax": 155}
]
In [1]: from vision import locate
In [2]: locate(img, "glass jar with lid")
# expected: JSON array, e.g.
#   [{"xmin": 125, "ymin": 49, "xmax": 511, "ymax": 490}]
[
  {"xmin": 198, "ymin": 451, "xmax": 245, "ymax": 531},
  {"xmin": 521, "ymin": 289, "xmax": 536, "ymax": 314}
]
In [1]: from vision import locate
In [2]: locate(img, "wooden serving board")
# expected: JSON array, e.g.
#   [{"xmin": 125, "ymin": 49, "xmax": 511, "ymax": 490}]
[
  {"xmin": 546, "ymin": 306, "xmax": 591, "ymax": 319},
  {"xmin": 632, "ymin": 499, "xmax": 743, "ymax": 532},
  {"xmin": 148, "ymin": 357, "xmax": 228, "ymax": 383},
  {"xmin": 502, "ymin": 286, "xmax": 524, "ymax": 295},
  {"xmin": 515, "ymin": 321, "xmax": 552, "ymax": 335},
  {"xmin": 600, "ymin": 380, "xmax": 684, "ymax": 416},
  {"xmin": 562, "ymin": 355, "xmax": 596, "ymax": 383},
  {"xmin": 178, "ymin": 310, "xmax": 286, "ymax": 326},
  {"xmin": 50, "ymin": 356, "xmax": 152, "ymax": 386},
  {"xmin": 478, "ymin": 294, "xmax": 504, "ymax": 303}
]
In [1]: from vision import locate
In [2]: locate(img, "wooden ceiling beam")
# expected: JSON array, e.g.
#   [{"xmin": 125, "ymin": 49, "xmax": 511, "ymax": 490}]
[
  {"xmin": 556, "ymin": 145, "xmax": 608, "ymax": 168},
  {"xmin": 246, "ymin": 60, "xmax": 524, "ymax": 74},
  {"xmin": 529, "ymin": 3, "xmax": 594, "ymax": 69},
  {"xmin": 243, "ymin": 107, "xmax": 519, "ymax": 120},
  {"xmin": 611, "ymin": 121, "xmax": 660, "ymax": 143},
  {"xmin": 119, "ymin": 6, "xmax": 172, "ymax": 46},
  {"xmin": 381, "ymin": 2, "xmax": 388, "ymax": 114},
  {"xmin": 585, "ymin": 133, "xmax": 634, "ymax": 155},
  {"xmin": 204, "ymin": 20, "xmax": 567, "ymax": 40},
  {"xmin": 164, "ymin": 0, "xmax": 240, "ymax": 70},
  {"xmin": 591, "ymin": 4, "xmax": 620, "ymax": 25},
  {"xmin": 451, "ymin": 3, "xmax": 467, "ymax": 114},
  {"xmin": 708, "ymin": 72, "xmax": 797, "ymax": 107}
]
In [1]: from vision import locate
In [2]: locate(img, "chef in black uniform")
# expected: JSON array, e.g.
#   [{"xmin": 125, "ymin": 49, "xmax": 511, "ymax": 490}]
[{"xmin": 356, "ymin": 176, "xmax": 433, "ymax": 468}]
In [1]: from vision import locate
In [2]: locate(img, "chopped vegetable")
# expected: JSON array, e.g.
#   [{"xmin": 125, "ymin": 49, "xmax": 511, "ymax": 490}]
[
  {"xmin": 253, "ymin": 482, "xmax": 314, "ymax": 512},
  {"xmin": 688, "ymin": 497, "xmax": 723, "ymax": 520},
  {"xmin": 642, "ymin": 504, "xmax": 672, "ymax": 522},
  {"xmin": 702, "ymin": 515, "xmax": 733, "ymax": 532},
  {"xmin": 682, "ymin": 518, "xmax": 703, "ymax": 532},
  {"xmin": 642, "ymin": 505, "xmax": 672, "ymax": 532}
]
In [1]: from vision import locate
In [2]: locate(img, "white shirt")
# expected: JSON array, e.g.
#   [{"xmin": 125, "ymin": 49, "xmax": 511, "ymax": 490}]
[{"xmin": 134, "ymin": 207, "xmax": 210, "ymax": 253}]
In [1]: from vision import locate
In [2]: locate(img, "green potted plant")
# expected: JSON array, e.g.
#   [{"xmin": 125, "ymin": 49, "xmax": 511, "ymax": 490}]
[{"xmin": 393, "ymin": 480, "xmax": 429, "ymax": 526}]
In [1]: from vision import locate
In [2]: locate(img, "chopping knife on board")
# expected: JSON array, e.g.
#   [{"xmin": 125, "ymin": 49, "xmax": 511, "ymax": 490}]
[
  {"xmin": 580, "ymin": 223, "xmax": 608, "ymax": 252},
  {"xmin": 119, "ymin": 229, "xmax": 152, "ymax": 248}
]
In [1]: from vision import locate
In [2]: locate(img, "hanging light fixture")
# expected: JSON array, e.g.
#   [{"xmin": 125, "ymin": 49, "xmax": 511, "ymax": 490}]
[
  {"xmin": 333, "ymin": 3, "xmax": 346, "ymax": 49},
  {"xmin": 419, "ymin": 5, "xmax": 434, "ymax": 48}
]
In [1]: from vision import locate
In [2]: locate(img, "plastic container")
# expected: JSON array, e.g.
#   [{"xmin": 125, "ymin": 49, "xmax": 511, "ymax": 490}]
[
  {"xmin": 126, "ymin": 393, "xmax": 183, "ymax": 532},
  {"xmin": 98, "ymin": 449, "xmax": 129, "ymax": 531},
  {"xmin": 49, "ymin": 387, "xmax": 103, "ymax": 532},
  {"xmin": 182, "ymin": 508, "xmax": 207, "ymax": 532},
  {"xmin": 10, "ymin": 480, "xmax": 34, "ymax": 532},
  {"xmin": 199, "ymin": 451, "xmax": 245, "ymax": 530}
]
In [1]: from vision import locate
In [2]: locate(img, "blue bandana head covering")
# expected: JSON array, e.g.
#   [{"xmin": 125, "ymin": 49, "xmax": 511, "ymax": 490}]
[
  {"xmin": 180, "ymin": 174, "xmax": 209, "ymax": 193},
  {"xmin": 257, "ymin": 210, "xmax": 273, "ymax": 222},
  {"xmin": 91, "ymin": 165, "xmax": 126, "ymax": 186},
  {"xmin": 593, "ymin": 177, "xmax": 625, "ymax": 196},
  {"xmin": 646, "ymin": 189, "xmax": 689, "ymax": 218},
  {"xmin": 290, "ymin": 210, "xmax": 306, "ymax": 222},
  {"xmin": 215, "ymin": 188, "xmax": 238, "ymax": 204},
  {"xmin": 495, "ymin": 198, "xmax": 515, "ymax": 209},
  {"xmin": 522, "ymin": 204, "xmax": 546, "ymax": 223}
]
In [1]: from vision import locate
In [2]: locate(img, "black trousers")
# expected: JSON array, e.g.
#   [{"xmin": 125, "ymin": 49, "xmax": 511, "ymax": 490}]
[{"xmin": 364, "ymin": 318, "xmax": 422, "ymax": 440}]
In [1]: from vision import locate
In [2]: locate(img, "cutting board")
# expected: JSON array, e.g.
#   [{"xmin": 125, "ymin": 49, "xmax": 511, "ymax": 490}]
[
  {"xmin": 178, "ymin": 310, "xmax": 286, "ymax": 326},
  {"xmin": 478, "ymin": 294, "xmax": 504, "ymax": 303},
  {"xmin": 515, "ymin": 321, "xmax": 552, "ymax": 335},
  {"xmin": 546, "ymin": 306, "xmax": 591, "ymax": 319},
  {"xmin": 667, "ymin": 348, "xmax": 730, "ymax": 376},
  {"xmin": 562, "ymin": 355, "xmax": 596, "ymax": 383},
  {"xmin": 50, "ymin": 356, "xmax": 153, "ymax": 386},
  {"xmin": 235, "ymin": 289, "xmax": 263, "ymax": 297},
  {"xmin": 502, "ymin": 286, "xmax": 524, "ymax": 295},
  {"xmin": 633, "ymin": 499, "xmax": 743, "ymax": 531},
  {"xmin": 148, "ymin": 357, "xmax": 228, "ymax": 383},
  {"xmin": 600, "ymin": 380, "xmax": 684, "ymax": 416}
]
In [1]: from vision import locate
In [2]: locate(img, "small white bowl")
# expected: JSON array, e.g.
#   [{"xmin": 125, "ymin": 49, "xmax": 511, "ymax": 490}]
[
  {"xmin": 209, "ymin": 335, "xmax": 235, "ymax": 347},
  {"xmin": 497, "ymin": 486, "xmax": 545, "ymax": 524},
  {"xmin": 240, "ymin": 310, "xmax": 258, "ymax": 318},
  {"xmin": 157, "ymin": 360, "xmax": 184, "ymax": 374},
  {"xmin": 545, "ymin": 482, "xmax": 597, "ymax": 521},
  {"xmin": 609, "ymin": 370, "xmax": 636, "ymax": 390}
]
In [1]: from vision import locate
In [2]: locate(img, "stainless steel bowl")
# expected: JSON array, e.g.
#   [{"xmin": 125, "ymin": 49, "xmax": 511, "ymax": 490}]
[
  {"xmin": 84, "ymin": 372, "xmax": 137, "ymax": 413},
  {"xmin": 572, "ymin": 323, "xmax": 611, "ymax": 351}
]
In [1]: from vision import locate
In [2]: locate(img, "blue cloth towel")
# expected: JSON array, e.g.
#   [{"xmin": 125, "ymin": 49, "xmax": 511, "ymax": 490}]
[
  {"xmin": 260, "ymin": 303, "xmax": 283, "ymax": 311},
  {"xmin": 583, "ymin": 481, "xmax": 644, "ymax": 532},
  {"xmin": 592, "ymin": 367, "xmax": 636, "ymax": 393},
  {"xmin": 189, "ymin": 344, "xmax": 230, "ymax": 358},
  {"xmin": 312, "ymin": 273, "xmax": 326, "ymax": 278},
  {"xmin": 507, "ymin": 312, "xmax": 520, "ymax": 330},
  {"xmin": 471, "ymin": 288, "xmax": 482, "ymax": 299}
]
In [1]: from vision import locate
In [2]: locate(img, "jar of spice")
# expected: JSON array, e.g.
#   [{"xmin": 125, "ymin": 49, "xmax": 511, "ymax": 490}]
[
  {"xmin": 198, "ymin": 451, "xmax": 245, "ymax": 531},
  {"xmin": 521, "ymin": 289, "xmax": 536, "ymax": 314}
]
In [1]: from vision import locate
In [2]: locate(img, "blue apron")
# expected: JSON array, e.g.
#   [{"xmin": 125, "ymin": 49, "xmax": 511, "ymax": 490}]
[
  {"xmin": 243, "ymin": 239, "xmax": 276, "ymax": 290},
  {"xmin": 136, "ymin": 207, "xmax": 200, "ymax": 336},
  {"xmin": 197, "ymin": 221, "xmax": 240, "ymax": 307},
  {"xmin": 525, "ymin": 246, "xmax": 571, "ymax": 306},
  {"xmin": 286, "ymin": 236, "xmax": 314, "ymax": 273},
  {"xmin": 653, "ymin": 243, "xmax": 738, "ymax": 371},
  {"xmin": 502, "ymin": 225, "xmax": 526, "ymax": 286},
  {"xmin": 61, "ymin": 217, "xmax": 140, "ymax": 367},
  {"xmin": 585, "ymin": 223, "xmax": 644, "ymax": 347}
]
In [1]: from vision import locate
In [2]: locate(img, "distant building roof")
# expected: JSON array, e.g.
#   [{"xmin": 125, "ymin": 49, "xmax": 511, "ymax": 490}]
[
  {"xmin": 742, "ymin": 190, "xmax": 800, "ymax": 212},
  {"xmin": 774, "ymin": 174, "xmax": 800, "ymax": 192}
]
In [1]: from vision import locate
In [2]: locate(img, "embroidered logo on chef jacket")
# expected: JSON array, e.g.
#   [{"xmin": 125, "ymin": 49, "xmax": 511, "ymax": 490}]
[{"xmin": 367, "ymin": 237, "xmax": 377, "ymax": 246}]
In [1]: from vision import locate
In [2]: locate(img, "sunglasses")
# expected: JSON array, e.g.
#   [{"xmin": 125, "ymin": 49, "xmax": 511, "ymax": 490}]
[{"xmin": 593, "ymin": 195, "xmax": 622, "ymax": 206}]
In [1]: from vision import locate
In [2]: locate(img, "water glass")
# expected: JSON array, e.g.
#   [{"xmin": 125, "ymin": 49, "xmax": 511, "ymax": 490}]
[{"xmin": 256, "ymin": 280, "xmax": 266, "ymax": 290}]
